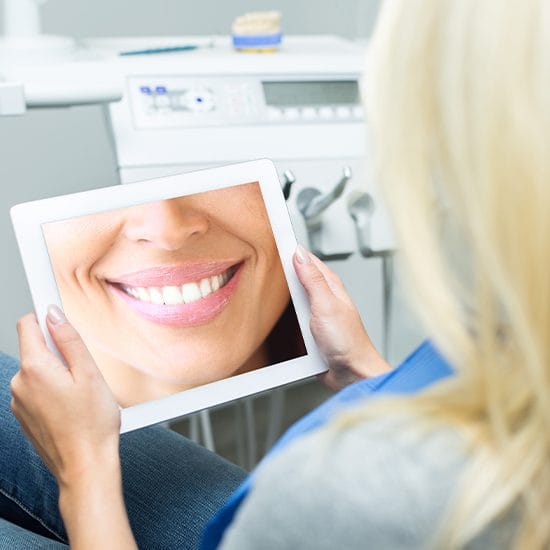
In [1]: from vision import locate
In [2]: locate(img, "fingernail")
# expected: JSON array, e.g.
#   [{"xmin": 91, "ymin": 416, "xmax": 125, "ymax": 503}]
[
  {"xmin": 295, "ymin": 245, "xmax": 311, "ymax": 264},
  {"xmin": 47, "ymin": 305, "xmax": 67, "ymax": 326}
]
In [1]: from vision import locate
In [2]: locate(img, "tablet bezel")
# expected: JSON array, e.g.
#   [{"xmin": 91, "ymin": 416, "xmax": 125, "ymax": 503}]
[{"xmin": 11, "ymin": 159, "xmax": 326, "ymax": 433}]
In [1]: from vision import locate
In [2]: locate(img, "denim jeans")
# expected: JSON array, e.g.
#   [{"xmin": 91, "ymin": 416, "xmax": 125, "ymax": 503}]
[{"xmin": 0, "ymin": 352, "xmax": 247, "ymax": 549}]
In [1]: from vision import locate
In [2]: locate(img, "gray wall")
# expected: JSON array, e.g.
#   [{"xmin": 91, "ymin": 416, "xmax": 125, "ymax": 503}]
[
  {"xmin": 41, "ymin": 0, "xmax": 381, "ymax": 40},
  {"xmin": 0, "ymin": 1, "xmax": 381, "ymax": 357}
]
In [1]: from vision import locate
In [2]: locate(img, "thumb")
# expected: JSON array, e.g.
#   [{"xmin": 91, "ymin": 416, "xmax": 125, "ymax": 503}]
[
  {"xmin": 46, "ymin": 305, "xmax": 98, "ymax": 378},
  {"xmin": 293, "ymin": 246, "xmax": 336, "ymax": 315}
]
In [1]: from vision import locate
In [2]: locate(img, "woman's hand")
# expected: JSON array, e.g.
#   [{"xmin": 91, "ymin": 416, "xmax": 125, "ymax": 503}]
[
  {"xmin": 11, "ymin": 307, "xmax": 137, "ymax": 549},
  {"xmin": 11, "ymin": 307, "xmax": 120, "ymax": 486},
  {"xmin": 294, "ymin": 246, "xmax": 392, "ymax": 391}
]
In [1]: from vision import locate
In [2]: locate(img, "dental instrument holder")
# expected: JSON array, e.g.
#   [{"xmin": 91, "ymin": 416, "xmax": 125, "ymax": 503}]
[
  {"xmin": 280, "ymin": 169, "xmax": 296, "ymax": 201},
  {"xmin": 347, "ymin": 190, "xmax": 374, "ymax": 257},
  {"xmin": 296, "ymin": 166, "xmax": 353, "ymax": 260},
  {"xmin": 347, "ymin": 190, "xmax": 394, "ymax": 358}
]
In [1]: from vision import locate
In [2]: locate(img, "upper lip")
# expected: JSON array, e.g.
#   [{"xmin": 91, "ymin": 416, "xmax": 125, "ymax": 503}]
[{"xmin": 105, "ymin": 261, "xmax": 241, "ymax": 288}]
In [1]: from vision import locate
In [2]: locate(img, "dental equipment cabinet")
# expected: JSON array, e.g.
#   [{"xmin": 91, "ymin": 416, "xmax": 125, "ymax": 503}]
[
  {"xmin": 2, "ymin": 31, "xmax": 399, "ymax": 463},
  {"xmin": 92, "ymin": 35, "xmax": 395, "ymax": 353}
]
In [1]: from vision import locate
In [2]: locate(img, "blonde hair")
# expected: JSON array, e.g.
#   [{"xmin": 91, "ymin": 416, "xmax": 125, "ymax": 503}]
[{"xmin": 350, "ymin": 0, "xmax": 550, "ymax": 547}]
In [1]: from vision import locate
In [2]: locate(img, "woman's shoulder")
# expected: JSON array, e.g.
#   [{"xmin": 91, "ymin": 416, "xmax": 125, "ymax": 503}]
[{"xmin": 221, "ymin": 411, "xmax": 469, "ymax": 550}]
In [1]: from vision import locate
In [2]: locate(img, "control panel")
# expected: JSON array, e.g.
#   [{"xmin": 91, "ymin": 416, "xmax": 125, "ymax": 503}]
[{"xmin": 128, "ymin": 75, "xmax": 363, "ymax": 129}]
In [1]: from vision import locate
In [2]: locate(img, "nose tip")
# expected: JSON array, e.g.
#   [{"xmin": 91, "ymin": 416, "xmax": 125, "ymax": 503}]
[{"xmin": 123, "ymin": 198, "xmax": 209, "ymax": 250}]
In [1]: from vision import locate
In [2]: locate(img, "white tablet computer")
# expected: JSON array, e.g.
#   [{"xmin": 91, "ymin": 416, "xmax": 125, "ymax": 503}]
[{"xmin": 11, "ymin": 159, "xmax": 325, "ymax": 433}]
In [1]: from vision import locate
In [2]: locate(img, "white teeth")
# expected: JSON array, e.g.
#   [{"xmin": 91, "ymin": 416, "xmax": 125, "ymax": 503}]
[
  {"xmin": 211, "ymin": 275, "xmax": 220, "ymax": 291},
  {"xmin": 163, "ymin": 285, "xmax": 183, "ymax": 305},
  {"xmin": 181, "ymin": 282, "xmax": 202, "ymax": 303},
  {"xmin": 137, "ymin": 287, "xmax": 151, "ymax": 302},
  {"xmin": 149, "ymin": 287, "xmax": 164, "ymax": 305},
  {"xmin": 199, "ymin": 278, "xmax": 212, "ymax": 298},
  {"xmin": 122, "ymin": 267, "xmax": 235, "ymax": 304}
]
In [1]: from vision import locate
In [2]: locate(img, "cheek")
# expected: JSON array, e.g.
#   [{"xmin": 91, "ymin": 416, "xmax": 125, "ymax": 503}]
[
  {"xmin": 54, "ymin": 247, "xmax": 97, "ymax": 285},
  {"xmin": 255, "ymin": 246, "xmax": 290, "ymax": 328},
  {"xmin": 45, "ymin": 237, "xmax": 114, "ymax": 293},
  {"xmin": 258, "ymin": 235, "xmax": 283, "ymax": 280},
  {"xmin": 43, "ymin": 214, "xmax": 123, "ymax": 288},
  {"xmin": 46, "ymin": 246, "xmax": 82, "ymax": 289},
  {"xmin": 235, "ymin": 211, "xmax": 278, "ymax": 261}
]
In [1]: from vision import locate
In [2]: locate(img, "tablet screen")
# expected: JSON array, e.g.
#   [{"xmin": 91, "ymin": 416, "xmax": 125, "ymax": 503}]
[{"xmin": 41, "ymin": 182, "xmax": 306, "ymax": 408}]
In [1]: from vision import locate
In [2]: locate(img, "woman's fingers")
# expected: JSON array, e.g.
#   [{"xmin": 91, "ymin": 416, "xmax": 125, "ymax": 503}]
[
  {"xmin": 46, "ymin": 305, "xmax": 99, "ymax": 380},
  {"xmin": 293, "ymin": 245, "xmax": 390, "ymax": 390},
  {"xmin": 308, "ymin": 253, "xmax": 353, "ymax": 302},
  {"xmin": 17, "ymin": 313, "xmax": 64, "ymax": 371},
  {"xmin": 14, "ymin": 311, "xmax": 121, "ymax": 488},
  {"xmin": 17, "ymin": 313, "xmax": 45, "ymax": 357},
  {"xmin": 293, "ymin": 246, "xmax": 337, "ymax": 315},
  {"xmin": 294, "ymin": 246, "xmax": 351, "ymax": 306}
]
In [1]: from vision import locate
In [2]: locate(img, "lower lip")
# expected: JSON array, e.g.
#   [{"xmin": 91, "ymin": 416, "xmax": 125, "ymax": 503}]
[{"xmin": 109, "ymin": 267, "xmax": 242, "ymax": 327}]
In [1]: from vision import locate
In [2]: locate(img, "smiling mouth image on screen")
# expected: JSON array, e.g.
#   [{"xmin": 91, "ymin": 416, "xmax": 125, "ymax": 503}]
[{"xmin": 41, "ymin": 182, "xmax": 306, "ymax": 408}]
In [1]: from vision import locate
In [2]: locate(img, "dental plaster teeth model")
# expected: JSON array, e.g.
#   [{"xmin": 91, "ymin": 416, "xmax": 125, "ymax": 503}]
[{"xmin": 231, "ymin": 11, "xmax": 282, "ymax": 52}]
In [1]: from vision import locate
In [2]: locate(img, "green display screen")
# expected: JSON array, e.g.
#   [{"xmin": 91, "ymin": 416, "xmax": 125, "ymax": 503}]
[{"xmin": 263, "ymin": 80, "xmax": 359, "ymax": 106}]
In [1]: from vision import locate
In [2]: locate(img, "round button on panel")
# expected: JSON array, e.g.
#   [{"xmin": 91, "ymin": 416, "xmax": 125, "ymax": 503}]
[{"xmin": 183, "ymin": 88, "xmax": 216, "ymax": 113}]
